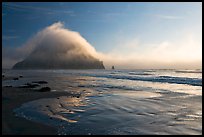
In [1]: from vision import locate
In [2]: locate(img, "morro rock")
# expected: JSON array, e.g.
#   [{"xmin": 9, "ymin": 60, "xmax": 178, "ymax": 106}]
[
  {"xmin": 12, "ymin": 53, "xmax": 105, "ymax": 69},
  {"xmin": 12, "ymin": 22, "xmax": 105, "ymax": 70}
]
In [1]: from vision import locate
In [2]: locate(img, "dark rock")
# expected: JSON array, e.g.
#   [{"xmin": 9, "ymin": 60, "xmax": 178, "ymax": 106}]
[
  {"xmin": 112, "ymin": 66, "xmax": 115, "ymax": 70},
  {"xmin": 25, "ymin": 83, "xmax": 31, "ymax": 86},
  {"xmin": 19, "ymin": 75, "xmax": 23, "ymax": 78},
  {"xmin": 73, "ymin": 94, "xmax": 80, "ymax": 98},
  {"xmin": 39, "ymin": 87, "xmax": 51, "ymax": 92},
  {"xmin": 2, "ymin": 75, "xmax": 5, "ymax": 78},
  {"xmin": 13, "ymin": 77, "xmax": 19, "ymax": 80},
  {"xmin": 32, "ymin": 81, "xmax": 48, "ymax": 84},
  {"xmin": 4, "ymin": 85, "xmax": 12, "ymax": 87},
  {"xmin": 18, "ymin": 85, "xmax": 27, "ymax": 88},
  {"xmin": 18, "ymin": 85, "xmax": 31, "ymax": 88},
  {"xmin": 18, "ymin": 83, "xmax": 40, "ymax": 88},
  {"xmin": 26, "ymin": 83, "xmax": 40, "ymax": 87}
]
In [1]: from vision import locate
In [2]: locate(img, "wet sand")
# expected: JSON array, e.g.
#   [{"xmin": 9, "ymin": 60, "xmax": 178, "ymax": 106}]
[
  {"xmin": 2, "ymin": 86, "xmax": 77, "ymax": 135},
  {"xmin": 2, "ymin": 70, "xmax": 202, "ymax": 135}
]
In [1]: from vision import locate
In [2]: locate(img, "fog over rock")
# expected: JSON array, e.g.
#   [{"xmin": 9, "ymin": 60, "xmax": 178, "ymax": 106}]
[{"xmin": 13, "ymin": 22, "xmax": 105, "ymax": 69}]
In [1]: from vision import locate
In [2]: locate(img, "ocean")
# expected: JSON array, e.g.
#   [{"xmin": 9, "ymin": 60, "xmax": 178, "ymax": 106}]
[{"xmin": 2, "ymin": 69, "xmax": 202, "ymax": 135}]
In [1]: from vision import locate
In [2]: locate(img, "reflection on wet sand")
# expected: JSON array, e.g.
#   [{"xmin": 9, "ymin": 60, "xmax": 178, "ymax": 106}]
[{"xmin": 3, "ymin": 69, "xmax": 202, "ymax": 135}]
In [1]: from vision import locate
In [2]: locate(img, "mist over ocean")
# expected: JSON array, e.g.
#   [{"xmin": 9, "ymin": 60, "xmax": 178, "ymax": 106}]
[{"xmin": 3, "ymin": 69, "xmax": 202, "ymax": 135}]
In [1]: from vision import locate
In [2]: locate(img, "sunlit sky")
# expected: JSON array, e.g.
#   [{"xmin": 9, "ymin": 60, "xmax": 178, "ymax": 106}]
[{"xmin": 2, "ymin": 2, "xmax": 202, "ymax": 69}]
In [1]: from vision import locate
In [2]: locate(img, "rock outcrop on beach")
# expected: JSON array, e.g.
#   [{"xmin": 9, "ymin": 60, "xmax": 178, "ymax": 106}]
[{"xmin": 39, "ymin": 87, "xmax": 51, "ymax": 92}]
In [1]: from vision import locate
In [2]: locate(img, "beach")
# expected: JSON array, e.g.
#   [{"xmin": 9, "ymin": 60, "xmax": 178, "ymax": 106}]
[
  {"xmin": 2, "ymin": 69, "xmax": 202, "ymax": 135},
  {"xmin": 2, "ymin": 76, "xmax": 81, "ymax": 135}
]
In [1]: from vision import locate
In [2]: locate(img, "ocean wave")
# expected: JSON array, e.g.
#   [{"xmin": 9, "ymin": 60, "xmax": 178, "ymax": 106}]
[
  {"xmin": 175, "ymin": 70, "xmax": 202, "ymax": 74},
  {"xmin": 78, "ymin": 83, "xmax": 148, "ymax": 91},
  {"xmin": 128, "ymin": 72, "xmax": 152, "ymax": 76},
  {"xmin": 81, "ymin": 74, "xmax": 202, "ymax": 87}
]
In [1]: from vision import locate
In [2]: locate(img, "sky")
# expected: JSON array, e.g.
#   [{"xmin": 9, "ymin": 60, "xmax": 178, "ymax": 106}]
[{"xmin": 2, "ymin": 2, "xmax": 202, "ymax": 69}]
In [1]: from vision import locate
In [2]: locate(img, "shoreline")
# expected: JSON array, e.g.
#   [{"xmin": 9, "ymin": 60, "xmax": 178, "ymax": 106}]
[
  {"xmin": 2, "ymin": 86, "xmax": 78, "ymax": 135},
  {"xmin": 2, "ymin": 70, "xmax": 202, "ymax": 135}
]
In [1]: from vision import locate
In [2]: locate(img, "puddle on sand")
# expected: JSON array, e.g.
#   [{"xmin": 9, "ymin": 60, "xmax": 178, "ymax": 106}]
[{"xmin": 14, "ymin": 96, "xmax": 87, "ymax": 132}]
